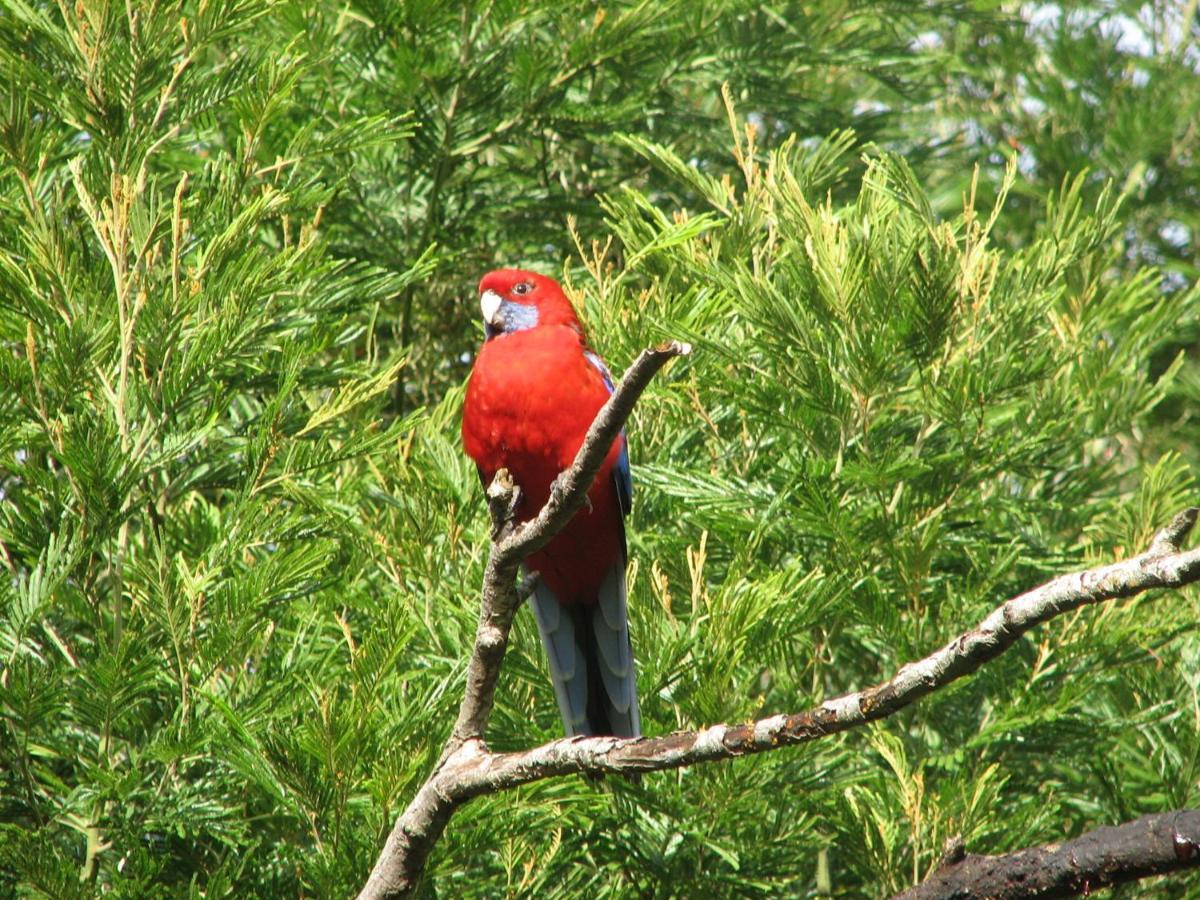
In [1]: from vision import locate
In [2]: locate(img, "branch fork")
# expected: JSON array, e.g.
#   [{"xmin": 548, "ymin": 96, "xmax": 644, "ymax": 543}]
[
  {"xmin": 358, "ymin": 338, "xmax": 1200, "ymax": 900},
  {"xmin": 358, "ymin": 339, "xmax": 689, "ymax": 899}
]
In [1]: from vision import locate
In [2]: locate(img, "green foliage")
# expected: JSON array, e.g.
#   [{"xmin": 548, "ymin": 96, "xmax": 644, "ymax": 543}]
[
  {"xmin": 1, "ymin": 1, "xmax": 1198, "ymax": 897},
  {"xmin": 586, "ymin": 122, "xmax": 1198, "ymax": 896}
]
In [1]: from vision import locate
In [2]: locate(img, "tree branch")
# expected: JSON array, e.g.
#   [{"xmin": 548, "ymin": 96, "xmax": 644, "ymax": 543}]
[
  {"xmin": 498, "ymin": 340, "xmax": 695, "ymax": 563},
  {"xmin": 894, "ymin": 808, "xmax": 1200, "ymax": 899},
  {"xmin": 358, "ymin": 348, "xmax": 1200, "ymax": 898},
  {"xmin": 373, "ymin": 508, "xmax": 1200, "ymax": 800},
  {"xmin": 357, "ymin": 339, "xmax": 690, "ymax": 900}
]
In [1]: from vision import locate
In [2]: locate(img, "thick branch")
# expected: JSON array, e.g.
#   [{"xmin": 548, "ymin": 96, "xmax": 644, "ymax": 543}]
[
  {"xmin": 357, "ymin": 340, "xmax": 690, "ymax": 900},
  {"xmin": 895, "ymin": 808, "xmax": 1200, "ymax": 899},
  {"xmin": 361, "ymin": 508, "xmax": 1200, "ymax": 899}
]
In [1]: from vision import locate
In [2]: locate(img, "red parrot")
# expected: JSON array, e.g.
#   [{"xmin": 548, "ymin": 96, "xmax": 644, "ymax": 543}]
[{"xmin": 461, "ymin": 269, "xmax": 641, "ymax": 738}]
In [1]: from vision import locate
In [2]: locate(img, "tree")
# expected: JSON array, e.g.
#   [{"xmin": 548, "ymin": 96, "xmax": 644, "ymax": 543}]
[{"xmin": 1, "ymin": 1, "xmax": 1197, "ymax": 897}]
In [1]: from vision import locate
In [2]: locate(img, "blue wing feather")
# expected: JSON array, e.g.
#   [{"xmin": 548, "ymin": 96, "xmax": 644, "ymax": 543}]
[{"xmin": 584, "ymin": 351, "xmax": 633, "ymax": 519}]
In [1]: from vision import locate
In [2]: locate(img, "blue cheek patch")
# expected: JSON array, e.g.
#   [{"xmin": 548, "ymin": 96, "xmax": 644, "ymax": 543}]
[{"xmin": 501, "ymin": 301, "xmax": 539, "ymax": 333}]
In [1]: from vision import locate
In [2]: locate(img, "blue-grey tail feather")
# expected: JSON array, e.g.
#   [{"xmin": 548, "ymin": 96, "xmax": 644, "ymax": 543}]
[
  {"xmin": 528, "ymin": 580, "xmax": 589, "ymax": 735},
  {"xmin": 591, "ymin": 560, "xmax": 640, "ymax": 736},
  {"xmin": 527, "ymin": 562, "xmax": 641, "ymax": 738}
]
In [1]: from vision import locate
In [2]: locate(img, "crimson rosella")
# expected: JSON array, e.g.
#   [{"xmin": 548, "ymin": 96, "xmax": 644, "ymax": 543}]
[{"xmin": 461, "ymin": 269, "xmax": 641, "ymax": 738}]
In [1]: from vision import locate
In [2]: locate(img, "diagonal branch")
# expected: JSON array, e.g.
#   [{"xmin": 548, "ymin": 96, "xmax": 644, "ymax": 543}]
[
  {"xmin": 357, "ymin": 339, "xmax": 690, "ymax": 900},
  {"xmin": 359, "ymin": 506, "xmax": 1200, "ymax": 899},
  {"xmin": 894, "ymin": 808, "xmax": 1200, "ymax": 899},
  {"xmin": 497, "ymin": 340, "xmax": 695, "ymax": 563},
  {"xmin": 396, "ymin": 508, "xmax": 1200, "ymax": 792},
  {"xmin": 452, "ymin": 339, "xmax": 692, "ymax": 744}
]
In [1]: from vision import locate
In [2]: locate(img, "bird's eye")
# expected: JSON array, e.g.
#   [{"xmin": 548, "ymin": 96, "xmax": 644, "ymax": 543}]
[{"xmin": 513, "ymin": 282, "xmax": 532, "ymax": 296}]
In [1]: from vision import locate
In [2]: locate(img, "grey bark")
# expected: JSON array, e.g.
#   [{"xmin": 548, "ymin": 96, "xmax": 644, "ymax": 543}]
[{"xmin": 357, "ymin": 339, "xmax": 1200, "ymax": 900}]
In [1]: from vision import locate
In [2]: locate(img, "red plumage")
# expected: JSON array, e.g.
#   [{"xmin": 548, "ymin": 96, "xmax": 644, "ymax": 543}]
[
  {"xmin": 461, "ymin": 271, "xmax": 624, "ymax": 604},
  {"xmin": 461, "ymin": 269, "xmax": 640, "ymax": 737}
]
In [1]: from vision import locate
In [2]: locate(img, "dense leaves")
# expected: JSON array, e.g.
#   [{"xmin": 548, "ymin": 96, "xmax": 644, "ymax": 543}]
[{"xmin": 0, "ymin": 1, "xmax": 1197, "ymax": 897}]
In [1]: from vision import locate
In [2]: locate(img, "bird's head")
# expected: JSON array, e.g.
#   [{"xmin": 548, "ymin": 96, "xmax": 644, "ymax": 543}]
[{"xmin": 477, "ymin": 269, "xmax": 581, "ymax": 340}]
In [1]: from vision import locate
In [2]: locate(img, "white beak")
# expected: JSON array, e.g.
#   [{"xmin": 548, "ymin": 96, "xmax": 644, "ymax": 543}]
[{"xmin": 480, "ymin": 290, "xmax": 504, "ymax": 327}]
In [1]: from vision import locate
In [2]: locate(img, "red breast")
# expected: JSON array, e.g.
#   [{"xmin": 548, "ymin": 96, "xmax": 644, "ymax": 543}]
[{"xmin": 463, "ymin": 324, "xmax": 625, "ymax": 604}]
